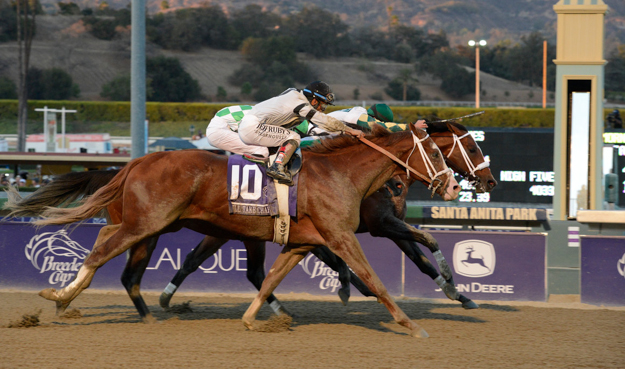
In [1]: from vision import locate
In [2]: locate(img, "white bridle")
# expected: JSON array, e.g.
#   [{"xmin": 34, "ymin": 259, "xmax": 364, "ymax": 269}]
[
  {"xmin": 405, "ymin": 132, "xmax": 451, "ymax": 191},
  {"xmin": 445, "ymin": 132, "xmax": 490, "ymax": 178}
]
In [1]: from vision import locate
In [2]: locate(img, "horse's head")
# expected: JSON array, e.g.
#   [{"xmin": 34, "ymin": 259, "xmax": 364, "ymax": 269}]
[
  {"xmin": 403, "ymin": 124, "xmax": 460, "ymax": 201},
  {"xmin": 428, "ymin": 122, "xmax": 497, "ymax": 193}
]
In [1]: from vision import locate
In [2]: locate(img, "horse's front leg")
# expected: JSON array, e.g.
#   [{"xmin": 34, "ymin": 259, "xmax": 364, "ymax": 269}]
[
  {"xmin": 373, "ymin": 218, "xmax": 478, "ymax": 309},
  {"xmin": 242, "ymin": 246, "xmax": 310, "ymax": 330},
  {"xmin": 243, "ymin": 241, "xmax": 292, "ymax": 316},
  {"xmin": 39, "ymin": 224, "xmax": 121, "ymax": 313},
  {"xmin": 121, "ymin": 237, "xmax": 159, "ymax": 322},
  {"xmin": 326, "ymin": 232, "xmax": 428, "ymax": 338}
]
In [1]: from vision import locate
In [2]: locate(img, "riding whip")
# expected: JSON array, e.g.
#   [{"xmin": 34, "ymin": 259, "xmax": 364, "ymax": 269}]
[{"xmin": 428, "ymin": 111, "xmax": 485, "ymax": 123}]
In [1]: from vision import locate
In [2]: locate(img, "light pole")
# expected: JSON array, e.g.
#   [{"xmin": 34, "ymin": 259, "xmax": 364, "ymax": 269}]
[{"xmin": 468, "ymin": 39, "xmax": 487, "ymax": 108}]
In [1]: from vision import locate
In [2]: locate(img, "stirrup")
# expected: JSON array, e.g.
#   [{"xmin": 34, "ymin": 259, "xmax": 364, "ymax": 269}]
[
  {"xmin": 267, "ymin": 164, "xmax": 294, "ymax": 186},
  {"xmin": 243, "ymin": 154, "xmax": 269, "ymax": 166}
]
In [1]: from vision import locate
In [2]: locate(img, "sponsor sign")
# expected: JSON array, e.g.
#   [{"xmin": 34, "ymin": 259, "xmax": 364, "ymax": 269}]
[
  {"xmin": 424, "ymin": 206, "xmax": 548, "ymax": 221},
  {"xmin": 264, "ymin": 233, "xmax": 403, "ymax": 297},
  {"xmin": 0, "ymin": 222, "xmax": 544, "ymax": 303},
  {"xmin": 581, "ymin": 236, "xmax": 625, "ymax": 306},
  {"xmin": 404, "ymin": 231, "xmax": 547, "ymax": 301}
]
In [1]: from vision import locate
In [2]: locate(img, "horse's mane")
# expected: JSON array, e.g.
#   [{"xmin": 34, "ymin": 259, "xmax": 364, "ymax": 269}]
[
  {"xmin": 303, "ymin": 124, "xmax": 411, "ymax": 154},
  {"xmin": 426, "ymin": 121, "xmax": 468, "ymax": 134}
]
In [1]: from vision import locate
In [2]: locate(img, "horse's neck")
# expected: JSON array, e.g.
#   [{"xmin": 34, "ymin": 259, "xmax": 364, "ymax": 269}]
[{"xmin": 308, "ymin": 144, "xmax": 400, "ymax": 198}]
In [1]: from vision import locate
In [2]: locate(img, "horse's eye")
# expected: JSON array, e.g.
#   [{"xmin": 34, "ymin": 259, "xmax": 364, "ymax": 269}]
[{"xmin": 432, "ymin": 152, "xmax": 440, "ymax": 159}]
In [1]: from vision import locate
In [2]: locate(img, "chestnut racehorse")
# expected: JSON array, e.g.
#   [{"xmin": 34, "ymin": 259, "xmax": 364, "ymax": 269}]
[
  {"xmin": 159, "ymin": 121, "xmax": 497, "ymax": 310},
  {"xmin": 13, "ymin": 124, "xmax": 458, "ymax": 337},
  {"xmin": 6, "ymin": 122, "xmax": 494, "ymax": 321}
]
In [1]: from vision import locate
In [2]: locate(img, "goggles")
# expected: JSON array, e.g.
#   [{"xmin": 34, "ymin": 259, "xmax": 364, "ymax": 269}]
[{"xmin": 304, "ymin": 89, "xmax": 335, "ymax": 105}]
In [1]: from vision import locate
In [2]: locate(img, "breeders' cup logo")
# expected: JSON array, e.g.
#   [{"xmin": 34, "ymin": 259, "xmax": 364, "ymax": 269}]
[
  {"xmin": 298, "ymin": 254, "xmax": 341, "ymax": 293},
  {"xmin": 453, "ymin": 240, "xmax": 496, "ymax": 278},
  {"xmin": 618, "ymin": 253, "xmax": 625, "ymax": 279},
  {"xmin": 25, "ymin": 230, "xmax": 89, "ymax": 287}
]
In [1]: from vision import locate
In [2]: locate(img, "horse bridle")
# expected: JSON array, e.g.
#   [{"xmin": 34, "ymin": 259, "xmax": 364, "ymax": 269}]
[
  {"xmin": 444, "ymin": 132, "xmax": 490, "ymax": 189},
  {"xmin": 359, "ymin": 131, "xmax": 451, "ymax": 197}
]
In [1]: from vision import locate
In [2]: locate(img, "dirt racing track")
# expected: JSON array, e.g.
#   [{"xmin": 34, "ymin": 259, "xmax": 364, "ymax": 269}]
[{"xmin": 1, "ymin": 290, "xmax": 623, "ymax": 368}]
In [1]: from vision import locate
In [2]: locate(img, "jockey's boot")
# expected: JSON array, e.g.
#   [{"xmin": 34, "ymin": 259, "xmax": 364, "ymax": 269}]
[{"xmin": 266, "ymin": 140, "xmax": 299, "ymax": 186}]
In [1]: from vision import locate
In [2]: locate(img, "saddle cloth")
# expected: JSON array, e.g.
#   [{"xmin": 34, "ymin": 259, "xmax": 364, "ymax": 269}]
[{"xmin": 227, "ymin": 155, "xmax": 298, "ymax": 217}]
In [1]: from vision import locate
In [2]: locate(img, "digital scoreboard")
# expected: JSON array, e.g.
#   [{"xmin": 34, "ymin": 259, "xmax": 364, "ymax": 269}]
[{"xmin": 406, "ymin": 128, "xmax": 555, "ymax": 204}]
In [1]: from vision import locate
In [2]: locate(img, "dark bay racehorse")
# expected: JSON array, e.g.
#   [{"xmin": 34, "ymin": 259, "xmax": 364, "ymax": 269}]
[
  {"xmin": 10, "ymin": 124, "xmax": 458, "ymax": 337},
  {"xmin": 6, "ymin": 122, "xmax": 495, "ymax": 321}
]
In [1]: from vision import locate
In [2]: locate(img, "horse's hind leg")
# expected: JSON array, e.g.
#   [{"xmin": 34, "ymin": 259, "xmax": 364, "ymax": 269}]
[
  {"xmin": 39, "ymin": 224, "xmax": 121, "ymax": 313},
  {"xmin": 121, "ymin": 237, "xmax": 159, "ymax": 322},
  {"xmin": 242, "ymin": 247, "xmax": 309, "ymax": 330},
  {"xmin": 244, "ymin": 241, "xmax": 291, "ymax": 316},
  {"xmin": 160, "ymin": 236, "xmax": 228, "ymax": 309},
  {"xmin": 39, "ymin": 224, "xmax": 151, "ymax": 311},
  {"xmin": 327, "ymin": 232, "xmax": 429, "ymax": 338}
]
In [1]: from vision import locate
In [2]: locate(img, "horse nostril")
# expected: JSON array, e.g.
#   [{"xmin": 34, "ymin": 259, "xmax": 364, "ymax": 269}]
[
  {"xmin": 453, "ymin": 185, "xmax": 460, "ymax": 192},
  {"xmin": 488, "ymin": 179, "xmax": 498, "ymax": 188}
]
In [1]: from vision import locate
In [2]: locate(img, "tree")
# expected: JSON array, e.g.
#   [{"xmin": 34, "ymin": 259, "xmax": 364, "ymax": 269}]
[
  {"xmin": 385, "ymin": 78, "xmax": 421, "ymax": 101},
  {"xmin": 58, "ymin": 2, "xmax": 81, "ymax": 15},
  {"xmin": 216, "ymin": 86, "xmax": 227, "ymax": 101},
  {"xmin": 230, "ymin": 4, "xmax": 282, "ymax": 44},
  {"xmin": 396, "ymin": 68, "xmax": 418, "ymax": 101},
  {"xmin": 27, "ymin": 67, "xmax": 80, "ymax": 100},
  {"xmin": 240, "ymin": 82, "xmax": 252, "ymax": 96},
  {"xmin": 284, "ymin": 6, "xmax": 351, "ymax": 57},
  {"xmin": 146, "ymin": 56, "xmax": 201, "ymax": 102},
  {"xmin": 100, "ymin": 74, "xmax": 131, "ymax": 101},
  {"xmin": 0, "ymin": 1, "xmax": 18, "ymax": 42},
  {"xmin": 606, "ymin": 45, "xmax": 625, "ymax": 93},
  {"xmin": 0, "ymin": 76, "xmax": 17, "ymax": 98},
  {"xmin": 16, "ymin": 0, "xmax": 38, "ymax": 152}
]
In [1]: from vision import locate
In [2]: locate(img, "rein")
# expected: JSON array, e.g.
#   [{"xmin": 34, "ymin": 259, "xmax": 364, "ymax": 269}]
[
  {"xmin": 358, "ymin": 132, "xmax": 451, "ymax": 195},
  {"xmin": 445, "ymin": 132, "xmax": 490, "ymax": 178}
]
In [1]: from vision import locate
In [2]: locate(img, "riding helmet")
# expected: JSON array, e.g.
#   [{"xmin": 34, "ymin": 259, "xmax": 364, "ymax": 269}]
[
  {"xmin": 303, "ymin": 81, "xmax": 335, "ymax": 105},
  {"xmin": 367, "ymin": 103, "xmax": 394, "ymax": 123}
]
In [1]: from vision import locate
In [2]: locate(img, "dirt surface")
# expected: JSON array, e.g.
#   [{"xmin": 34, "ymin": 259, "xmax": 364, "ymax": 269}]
[{"xmin": 1, "ymin": 290, "xmax": 624, "ymax": 368}]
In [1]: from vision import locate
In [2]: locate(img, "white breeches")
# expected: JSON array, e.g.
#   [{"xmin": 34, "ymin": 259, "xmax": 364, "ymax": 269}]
[
  {"xmin": 206, "ymin": 117, "xmax": 269, "ymax": 158},
  {"xmin": 238, "ymin": 115, "xmax": 301, "ymax": 148}
]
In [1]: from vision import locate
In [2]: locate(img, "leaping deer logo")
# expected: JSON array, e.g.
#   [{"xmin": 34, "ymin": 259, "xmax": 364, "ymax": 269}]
[{"xmin": 462, "ymin": 246, "xmax": 491, "ymax": 271}]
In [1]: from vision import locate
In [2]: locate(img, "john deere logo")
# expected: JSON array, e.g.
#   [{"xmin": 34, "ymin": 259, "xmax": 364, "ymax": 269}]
[
  {"xmin": 618, "ymin": 253, "xmax": 625, "ymax": 279},
  {"xmin": 453, "ymin": 240, "xmax": 496, "ymax": 278}
]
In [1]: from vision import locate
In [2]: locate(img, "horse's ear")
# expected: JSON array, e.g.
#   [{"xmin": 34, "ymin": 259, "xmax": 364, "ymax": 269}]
[
  {"xmin": 409, "ymin": 122, "xmax": 427, "ymax": 139},
  {"xmin": 446, "ymin": 122, "xmax": 459, "ymax": 134}
]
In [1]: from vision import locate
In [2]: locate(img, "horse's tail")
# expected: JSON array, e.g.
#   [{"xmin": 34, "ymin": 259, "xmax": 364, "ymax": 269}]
[
  {"xmin": 32, "ymin": 157, "xmax": 147, "ymax": 226},
  {"xmin": 4, "ymin": 170, "xmax": 120, "ymax": 217}
]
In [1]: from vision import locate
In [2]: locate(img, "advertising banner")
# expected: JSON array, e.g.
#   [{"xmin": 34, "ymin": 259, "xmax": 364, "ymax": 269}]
[
  {"xmin": 0, "ymin": 222, "xmax": 546, "ymax": 303},
  {"xmin": 404, "ymin": 231, "xmax": 547, "ymax": 302},
  {"xmin": 581, "ymin": 236, "xmax": 625, "ymax": 306}
]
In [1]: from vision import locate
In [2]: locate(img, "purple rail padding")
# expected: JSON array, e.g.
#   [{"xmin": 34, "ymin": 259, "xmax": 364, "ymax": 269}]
[
  {"xmin": 581, "ymin": 236, "xmax": 625, "ymax": 306},
  {"xmin": 0, "ymin": 222, "xmax": 546, "ymax": 303},
  {"xmin": 404, "ymin": 231, "xmax": 547, "ymax": 302}
]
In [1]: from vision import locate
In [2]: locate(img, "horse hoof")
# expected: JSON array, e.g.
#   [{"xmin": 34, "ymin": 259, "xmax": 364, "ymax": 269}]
[
  {"xmin": 142, "ymin": 315, "xmax": 158, "ymax": 324},
  {"xmin": 39, "ymin": 288, "xmax": 58, "ymax": 301},
  {"xmin": 243, "ymin": 319, "xmax": 255, "ymax": 331},
  {"xmin": 462, "ymin": 300, "xmax": 479, "ymax": 309},
  {"xmin": 338, "ymin": 289, "xmax": 350, "ymax": 306},
  {"xmin": 159, "ymin": 292, "xmax": 172, "ymax": 310},
  {"xmin": 410, "ymin": 328, "xmax": 429, "ymax": 338},
  {"xmin": 55, "ymin": 301, "xmax": 70, "ymax": 316}
]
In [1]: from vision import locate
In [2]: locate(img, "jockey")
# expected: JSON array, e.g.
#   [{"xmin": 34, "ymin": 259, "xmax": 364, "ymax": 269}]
[
  {"xmin": 237, "ymin": 81, "xmax": 363, "ymax": 185},
  {"xmin": 299, "ymin": 103, "xmax": 426, "ymax": 144}
]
